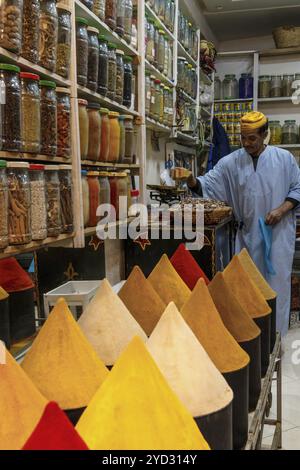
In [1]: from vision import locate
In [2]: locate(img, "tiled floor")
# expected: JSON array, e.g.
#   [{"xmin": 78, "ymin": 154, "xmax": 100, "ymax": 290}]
[{"xmin": 262, "ymin": 326, "xmax": 300, "ymax": 450}]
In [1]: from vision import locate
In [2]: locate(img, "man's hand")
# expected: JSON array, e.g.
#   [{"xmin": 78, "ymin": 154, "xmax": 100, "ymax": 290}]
[
  {"xmin": 187, "ymin": 173, "xmax": 197, "ymax": 189},
  {"xmin": 265, "ymin": 209, "xmax": 284, "ymax": 226}
]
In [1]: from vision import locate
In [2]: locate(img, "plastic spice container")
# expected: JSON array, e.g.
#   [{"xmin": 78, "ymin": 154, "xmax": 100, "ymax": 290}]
[
  {"xmin": 59, "ymin": 165, "xmax": 73, "ymax": 233},
  {"xmin": 44, "ymin": 165, "xmax": 62, "ymax": 237},
  {"xmin": 7, "ymin": 162, "xmax": 31, "ymax": 245},
  {"xmin": 145, "ymin": 72, "xmax": 151, "ymax": 116},
  {"xmin": 282, "ymin": 74, "xmax": 295, "ymax": 97},
  {"xmin": 87, "ymin": 27, "xmax": 99, "ymax": 92},
  {"xmin": 124, "ymin": 0, "xmax": 133, "ymax": 44},
  {"xmin": 258, "ymin": 76, "xmax": 271, "ymax": 98},
  {"xmin": 157, "ymin": 30, "xmax": 165, "ymax": 73},
  {"xmin": 0, "ymin": 160, "xmax": 8, "ymax": 249},
  {"xmin": 87, "ymin": 102, "xmax": 101, "ymax": 161},
  {"xmin": 98, "ymin": 171, "xmax": 111, "ymax": 220},
  {"xmin": 123, "ymin": 115, "xmax": 134, "ymax": 164},
  {"xmin": 21, "ymin": 0, "xmax": 39, "ymax": 63},
  {"xmin": 116, "ymin": 49, "xmax": 124, "ymax": 104},
  {"xmin": 108, "ymin": 111, "xmax": 120, "ymax": 163},
  {"xmin": 270, "ymin": 75, "xmax": 282, "ymax": 98},
  {"xmin": 98, "ymin": 35, "xmax": 108, "ymax": 97},
  {"xmin": 81, "ymin": 0, "xmax": 93, "ymax": 9},
  {"xmin": 0, "ymin": 64, "xmax": 21, "ymax": 152},
  {"xmin": 107, "ymin": 43, "xmax": 117, "ymax": 101},
  {"xmin": 87, "ymin": 171, "xmax": 100, "ymax": 227},
  {"xmin": 81, "ymin": 169, "xmax": 89, "ymax": 228},
  {"xmin": 39, "ymin": 0, "xmax": 58, "ymax": 72},
  {"xmin": 40, "ymin": 80, "xmax": 57, "ymax": 156},
  {"xmin": 269, "ymin": 121, "xmax": 282, "ymax": 145},
  {"xmin": 119, "ymin": 115, "xmax": 126, "ymax": 163},
  {"xmin": 56, "ymin": 87, "xmax": 71, "ymax": 158},
  {"xmin": 239, "ymin": 73, "xmax": 253, "ymax": 99},
  {"xmin": 149, "ymin": 75, "xmax": 156, "ymax": 119},
  {"xmin": 0, "ymin": 0, "xmax": 23, "ymax": 53},
  {"xmin": 146, "ymin": 19, "xmax": 155, "ymax": 64},
  {"xmin": 116, "ymin": 0, "xmax": 125, "ymax": 37},
  {"xmin": 93, "ymin": 0, "xmax": 105, "ymax": 21},
  {"xmin": 105, "ymin": 0, "xmax": 117, "ymax": 31},
  {"xmin": 76, "ymin": 17, "xmax": 89, "ymax": 87},
  {"xmin": 222, "ymin": 75, "xmax": 238, "ymax": 100},
  {"xmin": 20, "ymin": 72, "xmax": 40, "ymax": 154},
  {"xmin": 78, "ymin": 99, "xmax": 89, "ymax": 160},
  {"xmin": 123, "ymin": 56, "xmax": 133, "ymax": 107},
  {"xmin": 29, "ymin": 164, "xmax": 47, "ymax": 241},
  {"xmin": 283, "ymin": 120, "xmax": 299, "ymax": 145},
  {"xmin": 56, "ymin": 4, "xmax": 72, "ymax": 79}
]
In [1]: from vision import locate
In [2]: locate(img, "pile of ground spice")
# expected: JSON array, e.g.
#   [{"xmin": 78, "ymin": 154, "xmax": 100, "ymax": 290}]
[{"xmin": 170, "ymin": 244, "xmax": 209, "ymax": 289}]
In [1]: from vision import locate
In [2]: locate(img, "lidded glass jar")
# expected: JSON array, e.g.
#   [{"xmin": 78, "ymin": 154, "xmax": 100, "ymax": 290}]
[
  {"xmin": 87, "ymin": 170, "xmax": 100, "ymax": 227},
  {"xmin": 258, "ymin": 75, "xmax": 271, "ymax": 98},
  {"xmin": 269, "ymin": 121, "xmax": 282, "ymax": 145},
  {"xmin": 76, "ymin": 17, "xmax": 89, "ymax": 87},
  {"xmin": 44, "ymin": 165, "xmax": 62, "ymax": 237},
  {"xmin": 239, "ymin": 73, "xmax": 253, "ymax": 99},
  {"xmin": 154, "ymin": 78, "xmax": 161, "ymax": 121},
  {"xmin": 270, "ymin": 75, "xmax": 282, "ymax": 98},
  {"xmin": 93, "ymin": 0, "xmax": 105, "ymax": 21},
  {"xmin": 146, "ymin": 19, "xmax": 155, "ymax": 64},
  {"xmin": 78, "ymin": 98, "xmax": 89, "ymax": 160},
  {"xmin": 81, "ymin": 0, "xmax": 93, "ymax": 9},
  {"xmin": 0, "ymin": 0, "xmax": 23, "ymax": 53},
  {"xmin": 154, "ymin": 26, "xmax": 159, "ymax": 68},
  {"xmin": 0, "ymin": 63, "xmax": 21, "ymax": 152},
  {"xmin": 145, "ymin": 71, "xmax": 151, "ymax": 116},
  {"xmin": 116, "ymin": 0, "xmax": 125, "ymax": 37},
  {"xmin": 81, "ymin": 169, "xmax": 89, "ymax": 228},
  {"xmin": 0, "ymin": 160, "xmax": 8, "ymax": 249},
  {"xmin": 21, "ymin": 0, "xmax": 40, "ymax": 63},
  {"xmin": 124, "ymin": 0, "xmax": 133, "ymax": 44},
  {"xmin": 222, "ymin": 74, "xmax": 238, "ymax": 100},
  {"xmin": 123, "ymin": 55, "xmax": 133, "ymax": 107},
  {"xmin": 123, "ymin": 115, "xmax": 134, "ymax": 164},
  {"xmin": 105, "ymin": 0, "xmax": 117, "ymax": 31},
  {"xmin": 7, "ymin": 161, "xmax": 31, "ymax": 245},
  {"xmin": 108, "ymin": 111, "xmax": 120, "ymax": 162},
  {"xmin": 116, "ymin": 172, "xmax": 128, "ymax": 220},
  {"xmin": 87, "ymin": 26, "xmax": 99, "ymax": 91},
  {"xmin": 20, "ymin": 72, "xmax": 40, "ymax": 154},
  {"xmin": 283, "ymin": 120, "xmax": 299, "ymax": 145},
  {"xmin": 39, "ymin": 0, "xmax": 58, "ymax": 72},
  {"xmin": 29, "ymin": 164, "xmax": 47, "ymax": 241},
  {"xmin": 107, "ymin": 42, "xmax": 117, "ymax": 101},
  {"xmin": 59, "ymin": 164, "xmax": 73, "ymax": 234},
  {"xmin": 87, "ymin": 102, "xmax": 101, "ymax": 161},
  {"xmin": 98, "ymin": 35, "xmax": 109, "ymax": 97},
  {"xmin": 214, "ymin": 75, "xmax": 221, "ymax": 100},
  {"xmin": 56, "ymin": 87, "xmax": 71, "ymax": 158},
  {"xmin": 149, "ymin": 75, "xmax": 156, "ymax": 119},
  {"xmin": 115, "ymin": 49, "xmax": 124, "ymax": 104},
  {"xmin": 163, "ymin": 36, "xmax": 169, "ymax": 77},
  {"xmin": 164, "ymin": 0, "xmax": 172, "ymax": 31},
  {"xmin": 118, "ymin": 115, "xmax": 126, "ymax": 163},
  {"xmin": 282, "ymin": 74, "xmax": 295, "ymax": 97},
  {"xmin": 157, "ymin": 30, "xmax": 165, "ymax": 73},
  {"xmin": 159, "ymin": 82, "xmax": 164, "ymax": 123},
  {"xmin": 99, "ymin": 107, "xmax": 110, "ymax": 162},
  {"xmin": 40, "ymin": 80, "xmax": 57, "ymax": 156},
  {"xmin": 56, "ymin": 4, "xmax": 72, "ymax": 79},
  {"xmin": 177, "ymin": 57, "xmax": 185, "ymax": 89},
  {"xmin": 98, "ymin": 171, "xmax": 111, "ymax": 210}
]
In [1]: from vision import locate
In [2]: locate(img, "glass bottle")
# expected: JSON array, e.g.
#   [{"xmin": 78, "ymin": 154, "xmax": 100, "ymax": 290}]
[
  {"xmin": 270, "ymin": 75, "xmax": 282, "ymax": 98},
  {"xmin": 20, "ymin": 72, "xmax": 40, "ymax": 154},
  {"xmin": 107, "ymin": 43, "xmax": 117, "ymax": 101},
  {"xmin": 87, "ymin": 27, "xmax": 99, "ymax": 92},
  {"xmin": 98, "ymin": 35, "xmax": 108, "ymax": 97},
  {"xmin": 222, "ymin": 74, "xmax": 238, "ymax": 100},
  {"xmin": 39, "ymin": 0, "xmax": 58, "ymax": 72},
  {"xmin": 76, "ymin": 17, "xmax": 89, "ymax": 87},
  {"xmin": 282, "ymin": 120, "xmax": 299, "ymax": 145},
  {"xmin": 21, "ymin": 0, "xmax": 40, "ymax": 63},
  {"xmin": 7, "ymin": 162, "xmax": 31, "ymax": 245},
  {"xmin": 40, "ymin": 80, "xmax": 57, "ymax": 156},
  {"xmin": 269, "ymin": 121, "xmax": 282, "ymax": 145},
  {"xmin": 29, "ymin": 164, "xmax": 47, "ymax": 241},
  {"xmin": 258, "ymin": 76, "xmax": 271, "ymax": 99},
  {"xmin": 123, "ymin": 56, "xmax": 133, "ymax": 107},
  {"xmin": 56, "ymin": 4, "xmax": 72, "ymax": 79},
  {"xmin": 239, "ymin": 73, "xmax": 254, "ymax": 99}
]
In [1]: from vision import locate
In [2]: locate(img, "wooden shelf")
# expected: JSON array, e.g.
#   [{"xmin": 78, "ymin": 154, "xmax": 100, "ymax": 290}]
[
  {"xmin": 145, "ymin": 60, "xmax": 174, "ymax": 87},
  {"xmin": 258, "ymin": 97, "xmax": 298, "ymax": 104},
  {"xmin": 81, "ymin": 160, "xmax": 140, "ymax": 169},
  {"xmin": 75, "ymin": 0, "xmax": 139, "ymax": 57},
  {"xmin": 174, "ymin": 131, "xmax": 198, "ymax": 146},
  {"xmin": 260, "ymin": 47, "xmax": 300, "ymax": 58},
  {"xmin": 177, "ymin": 88, "xmax": 197, "ymax": 105},
  {"xmin": 0, "ymin": 151, "xmax": 71, "ymax": 164},
  {"xmin": 278, "ymin": 144, "xmax": 300, "ymax": 149},
  {"xmin": 146, "ymin": 117, "xmax": 172, "ymax": 133},
  {"xmin": 215, "ymin": 98, "xmax": 253, "ymax": 103},
  {"xmin": 0, "ymin": 234, "xmax": 75, "ymax": 260},
  {"xmin": 201, "ymin": 107, "xmax": 212, "ymax": 118},
  {"xmin": 0, "ymin": 47, "xmax": 71, "ymax": 87},
  {"xmin": 177, "ymin": 41, "xmax": 197, "ymax": 68},
  {"xmin": 145, "ymin": 4, "xmax": 175, "ymax": 43},
  {"xmin": 77, "ymin": 85, "xmax": 140, "ymax": 117},
  {"xmin": 200, "ymin": 70, "xmax": 213, "ymax": 86}
]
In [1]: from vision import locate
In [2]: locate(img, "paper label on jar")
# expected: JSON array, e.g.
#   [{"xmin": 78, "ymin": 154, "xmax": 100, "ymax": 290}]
[
  {"xmin": 147, "ymin": 92, "xmax": 151, "ymax": 99},
  {"xmin": 151, "ymin": 97, "xmax": 155, "ymax": 104},
  {"xmin": 0, "ymin": 79, "xmax": 6, "ymax": 104}
]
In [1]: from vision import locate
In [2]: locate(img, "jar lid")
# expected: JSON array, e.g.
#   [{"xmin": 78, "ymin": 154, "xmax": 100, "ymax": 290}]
[
  {"xmin": 59, "ymin": 165, "xmax": 72, "ymax": 170},
  {"xmin": 76, "ymin": 17, "xmax": 89, "ymax": 25},
  {"xmin": 131, "ymin": 189, "xmax": 139, "ymax": 197},
  {"xmin": 123, "ymin": 115, "xmax": 134, "ymax": 120},
  {"xmin": 87, "ymin": 171, "xmax": 99, "ymax": 176},
  {"xmin": 0, "ymin": 63, "xmax": 20, "ymax": 73},
  {"xmin": 150, "ymin": 75, "xmax": 156, "ymax": 79},
  {"xmin": 284, "ymin": 120, "xmax": 297, "ymax": 123},
  {"xmin": 154, "ymin": 79, "xmax": 161, "ymax": 84},
  {"xmin": 269, "ymin": 121, "xmax": 281, "ymax": 123},
  {"xmin": 225, "ymin": 74, "xmax": 236, "ymax": 78},
  {"xmin": 81, "ymin": 169, "xmax": 87, "ymax": 176},
  {"xmin": 178, "ymin": 57, "xmax": 186, "ymax": 61},
  {"xmin": 7, "ymin": 162, "xmax": 29, "ymax": 169},
  {"xmin": 159, "ymin": 29, "xmax": 165, "ymax": 34},
  {"xmin": 44, "ymin": 165, "xmax": 60, "ymax": 171},
  {"xmin": 78, "ymin": 98, "xmax": 88, "ymax": 105},
  {"xmin": 87, "ymin": 102, "xmax": 101, "ymax": 109},
  {"xmin": 56, "ymin": 86, "xmax": 71, "ymax": 94},
  {"xmin": 0, "ymin": 160, "xmax": 6, "ymax": 168},
  {"xmin": 100, "ymin": 107, "xmax": 109, "ymax": 113},
  {"xmin": 88, "ymin": 26, "xmax": 99, "ymax": 34},
  {"xmin": 20, "ymin": 72, "xmax": 40, "ymax": 81},
  {"xmin": 259, "ymin": 75, "xmax": 270, "ymax": 78},
  {"xmin": 29, "ymin": 164, "xmax": 45, "ymax": 171},
  {"xmin": 108, "ymin": 42, "xmax": 117, "ymax": 49},
  {"xmin": 117, "ymin": 172, "xmax": 128, "ymax": 177},
  {"xmin": 98, "ymin": 34, "xmax": 107, "ymax": 41},
  {"xmin": 40, "ymin": 80, "xmax": 56, "ymax": 89},
  {"xmin": 116, "ymin": 49, "xmax": 125, "ymax": 55},
  {"xmin": 57, "ymin": 3, "xmax": 72, "ymax": 13},
  {"xmin": 124, "ymin": 56, "xmax": 133, "ymax": 62},
  {"xmin": 98, "ymin": 171, "xmax": 109, "ymax": 177},
  {"xmin": 109, "ymin": 111, "xmax": 120, "ymax": 117}
]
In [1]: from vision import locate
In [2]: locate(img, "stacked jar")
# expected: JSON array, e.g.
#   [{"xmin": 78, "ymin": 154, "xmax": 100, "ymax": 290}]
[
  {"xmin": 283, "ymin": 121, "xmax": 299, "ymax": 145},
  {"xmin": 107, "ymin": 43, "xmax": 117, "ymax": 100},
  {"xmin": 56, "ymin": 4, "xmax": 72, "ymax": 79},
  {"xmin": 0, "ymin": 160, "xmax": 8, "ymax": 249},
  {"xmin": 59, "ymin": 165, "xmax": 73, "ymax": 233},
  {"xmin": 87, "ymin": 26, "xmax": 99, "ymax": 91},
  {"xmin": 29, "ymin": 164, "xmax": 47, "ymax": 241},
  {"xmin": 98, "ymin": 35, "xmax": 109, "ymax": 97},
  {"xmin": 87, "ymin": 170, "xmax": 100, "ymax": 227},
  {"xmin": 269, "ymin": 121, "xmax": 282, "ymax": 145},
  {"xmin": 40, "ymin": 80, "xmax": 57, "ymax": 156},
  {"xmin": 100, "ymin": 108, "xmax": 110, "ymax": 162},
  {"xmin": 21, "ymin": 0, "xmax": 40, "ymax": 63},
  {"xmin": 0, "ymin": 0, "xmax": 23, "ymax": 54},
  {"xmin": 20, "ymin": 72, "xmax": 40, "ymax": 154},
  {"xmin": 39, "ymin": 0, "xmax": 58, "ymax": 72},
  {"xmin": 259, "ymin": 74, "xmax": 298, "ymax": 98},
  {"xmin": 0, "ymin": 63, "xmax": 21, "ymax": 152},
  {"xmin": 81, "ymin": 169, "xmax": 90, "ymax": 228},
  {"xmin": 76, "ymin": 17, "xmax": 89, "ymax": 87},
  {"xmin": 98, "ymin": 171, "xmax": 111, "ymax": 221},
  {"xmin": 45, "ymin": 165, "xmax": 62, "ymax": 237},
  {"xmin": 87, "ymin": 102, "xmax": 101, "ymax": 161},
  {"xmin": 78, "ymin": 98, "xmax": 89, "ymax": 160},
  {"xmin": 56, "ymin": 87, "xmax": 71, "ymax": 158},
  {"xmin": 7, "ymin": 162, "xmax": 31, "ymax": 245}
]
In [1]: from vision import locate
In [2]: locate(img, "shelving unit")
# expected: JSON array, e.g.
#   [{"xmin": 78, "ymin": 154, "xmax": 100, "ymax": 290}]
[
  {"xmin": 145, "ymin": 59, "xmax": 174, "ymax": 87},
  {"xmin": 0, "ymin": 152, "xmax": 71, "ymax": 164},
  {"xmin": 81, "ymin": 160, "xmax": 140, "ymax": 169},
  {"xmin": 258, "ymin": 97, "xmax": 296, "ymax": 103},
  {"xmin": 174, "ymin": 131, "xmax": 198, "ymax": 146},
  {"xmin": 0, "ymin": 234, "xmax": 74, "ymax": 260},
  {"xmin": 215, "ymin": 98, "xmax": 253, "ymax": 103},
  {"xmin": 77, "ymin": 85, "xmax": 140, "ymax": 117},
  {"xmin": 145, "ymin": 3, "xmax": 175, "ymax": 42},
  {"xmin": 146, "ymin": 117, "xmax": 172, "ymax": 133},
  {"xmin": 177, "ymin": 89, "xmax": 197, "ymax": 105},
  {"xmin": 177, "ymin": 41, "xmax": 197, "ymax": 68}
]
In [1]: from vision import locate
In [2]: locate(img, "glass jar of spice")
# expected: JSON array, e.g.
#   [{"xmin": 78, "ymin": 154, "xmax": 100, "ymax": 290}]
[
  {"xmin": 39, "ymin": 0, "xmax": 58, "ymax": 72},
  {"xmin": 107, "ymin": 43, "xmax": 117, "ymax": 101},
  {"xmin": 20, "ymin": 72, "xmax": 40, "ymax": 154},
  {"xmin": 99, "ymin": 108, "xmax": 110, "ymax": 161},
  {"xmin": 7, "ymin": 162, "xmax": 31, "ymax": 245},
  {"xmin": 76, "ymin": 17, "xmax": 89, "ymax": 87},
  {"xmin": 123, "ymin": 115, "xmax": 134, "ymax": 164},
  {"xmin": 0, "ymin": 0, "xmax": 23, "ymax": 53},
  {"xmin": 87, "ymin": 27, "xmax": 99, "ymax": 92},
  {"xmin": 59, "ymin": 165, "xmax": 73, "ymax": 234},
  {"xmin": 81, "ymin": 169, "xmax": 89, "ymax": 228},
  {"xmin": 21, "ymin": 0, "xmax": 40, "ymax": 63},
  {"xmin": 283, "ymin": 120, "xmax": 299, "ymax": 145},
  {"xmin": 146, "ymin": 19, "xmax": 155, "ymax": 64},
  {"xmin": 56, "ymin": 4, "xmax": 72, "ymax": 79},
  {"xmin": 118, "ymin": 115, "xmax": 126, "ymax": 163},
  {"xmin": 0, "ymin": 160, "xmax": 8, "ymax": 249},
  {"xmin": 105, "ymin": 0, "xmax": 117, "ymax": 31},
  {"xmin": 56, "ymin": 87, "xmax": 71, "ymax": 158},
  {"xmin": 87, "ymin": 171, "xmax": 100, "ymax": 227},
  {"xmin": 98, "ymin": 35, "xmax": 109, "ymax": 97},
  {"xmin": 149, "ymin": 75, "xmax": 156, "ymax": 119},
  {"xmin": 124, "ymin": 0, "xmax": 133, "ymax": 44},
  {"xmin": 157, "ymin": 30, "xmax": 165, "ymax": 73},
  {"xmin": 269, "ymin": 121, "xmax": 282, "ymax": 145},
  {"xmin": 115, "ymin": 49, "xmax": 124, "ymax": 104},
  {"xmin": 40, "ymin": 80, "xmax": 57, "ymax": 156},
  {"xmin": 154, "ymin": 78, "xmax": 161, "ymax": 121},
  {"xmin": 87, "ymin": 102, "xmax": 101, "ymax": 161},
  {"xmin": 270, "ymin": 75, "xmax": 282, "ymax": 98},
  {"xmin": 282, "ymin": 74, "xmax": 295, "ymax": 97},
  {"xmin": 0, "ymin": 63, "xmax": 21, "ymax": 152},
  {"xmin": 258, "ymin": 76, "xmax": 271, "ymax": 98},
  {"xmin": 78, "ymin": 99, "xmax": 89, "ymax": 160},
  {"xmin": 116, "ymin": 0, "xmax": 125, "ymax": 37},
  {"xmin": 45, "ymin": 165, "xmax": 62, "ymax": 237},
  {"xmin": 123, "ymin": 56, "xmax": 133, "ymax": 107},
  {"xmin": 98, "ymin": 171, "xmax": 111, "ymax": 219},
  {"xmin": 29, "ymin": 164, "xmax": 47, "ymax": 241},
  {"xmin": 93, "ymin": 0, "xmax": 105, "ymax": 21},
  {"xmin": 145, "ymin": 72, "xmax": 151, "ymax": 116},
  {"xmin": 108, "ymin": 111, "xmax": 120, "ymax": 163}
]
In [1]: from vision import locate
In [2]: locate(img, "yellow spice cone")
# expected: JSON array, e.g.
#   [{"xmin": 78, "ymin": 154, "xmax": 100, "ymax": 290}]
[
  {"xmin": 76, "ymin": 336, "xmax": 210, "ymax": 450},
  {"xmin": 209, "ymin": 272, "xmax": 261, "ymax": 343},
  {"xmin": 223, "ymin": 255, "xmax": 271, "ymax": 319},
  {"xmin": 78, "ymin": 279, "xmax": 147, "ymax": 366},
  {"xmin": 0, "ymin": 286, "xmax": 8, "ymax": 300},
  {"xmin": 181, "ymin": 279, "xmax": 249, "ymax": 374},
  {"xmin": 148, "ymin": 254, "xmax": 191, "ymax": 309},
  {"xmin": 118, "ymin": 266, "xmax": 166, "ymax": 336},
  {"xmin": 238, "ymin": 248, "xmax": 276, "ymax": 300},
  {"xmin": 0, "ymin": 349, "xmax": 47, "ymax": 450},
  {"xmin": 21, "ymin": 298, "xmax": 109, "ymax": 410},
  {"xmin": 147, "ymin": 302, "xmax": 233, "ymax": 418}
]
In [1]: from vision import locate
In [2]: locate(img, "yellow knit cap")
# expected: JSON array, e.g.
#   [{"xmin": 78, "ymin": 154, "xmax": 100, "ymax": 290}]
[{"xmin": 241, "ymin": 112, "xmax": 267, "ymax": 132}]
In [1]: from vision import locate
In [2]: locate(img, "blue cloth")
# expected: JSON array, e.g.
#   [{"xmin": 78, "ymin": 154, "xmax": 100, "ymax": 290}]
[
  {"xmin": 207, "ymin": 118, "xmax": 231, "ymax": 171},
  {"xmin": 259, "ymin": 217, "xmax": 276, "ymax": 276},
  {"xmin": 198, "ymin": 145, "xmax": 300, "ymax": 336}
]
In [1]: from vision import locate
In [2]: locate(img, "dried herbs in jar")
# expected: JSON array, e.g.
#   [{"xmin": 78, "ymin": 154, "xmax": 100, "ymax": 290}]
[
  {"xmin": 59, "ymin": 165, "xmax": 73, "ymax": 233},
  {"xmin": 0, "ymin": 63, "xmax": 21, "ymax": 152},
  {"xmin": 56, "ymin": 87, "xmax": 71, "ymax": 158},
  {"xmin": 87, "ymin": 26, "xmax": 99, "ymax": 92},
  {"xmin": 0, "ymin": 0, "xmax": 23, "ymax": 53},
  {"xmin": 7, "ymin": 162, "xmax": 31, "ymax": 245},
  {"xmin": 76, "ymin": 17, "xmax": 88, "ymax": 87},
  {"xmin": 56, "ymin": 4, "xmax": 72, "ymax": 79},
  {"xmin": 0, "ymin": 161, "xmax": 8, "ymax": 250},
  {"xmin": 39, "ymin": 0, "xmax": 58, "ymax": 72},
  {"xmin": 29, "ymin": 164, "xmax": 47, "ymax": 241},
  {"xmin": 20, "ymin": 72, "xmax": 41, "ymax": 154},
  {"xmin": 21, "ymin": 0, "xmax": 40, "ymax": 63},
  {"xmin": 40, "ymin": 80, "xmax": 57, "ymax": 156},
  {"xmin": 45, "ymin": 165, "xmax": 62, "ymax": 237}
]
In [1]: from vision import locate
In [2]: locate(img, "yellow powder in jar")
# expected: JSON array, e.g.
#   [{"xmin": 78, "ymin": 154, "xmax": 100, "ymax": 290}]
[
  {"xmin": 0, "ymin": 349, "xmax": 47, "ymax": 450},
  {"xmin": 148, "ymin": 254, "xmax": 191, "ymax": 309},
  {"xmin": 21, "ymin": 298, "xmax": 109, "ymax": 410},
  {"xmin": 223, "ymin": 255, "xmax": 272, "ymax": 319},
  {"xmin": 118, "ymin": 266, "xmax": 166, "ymax": 336},
  {"xmin": 78, "ymin": 279, "xmax": 147, "ymax": 366},
  {"xmin": 209, "ymin": 272, "xmax": 261, "ymax": 343},
  {"xmin": 147, "ymin": 302, "xmax": 233, "ymax": 418},
  {"xmin": 76, "ymin": 336, "xmax": 210, "ymax": 450},
  {"xmin": 181, "ymin": 279, "xmax": 250, "ymax": 374}
]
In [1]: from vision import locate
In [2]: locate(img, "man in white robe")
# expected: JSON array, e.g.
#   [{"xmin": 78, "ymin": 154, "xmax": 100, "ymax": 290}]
[{"xmin": 188, "ymin": 112, "xmax": 300, "ymax": 336}]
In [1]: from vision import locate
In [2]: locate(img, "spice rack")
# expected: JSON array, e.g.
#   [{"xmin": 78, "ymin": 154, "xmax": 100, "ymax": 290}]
[
  {"xmin": 177, "ymin": 41, "xmax": 197, "ymax": 68},
  {"xmin": 146, "ymin": 117, "xmax": 172, "ymax": 134},
  {"xmin": 144, "ymin": 3, "xmax": 175, "ymax": 43},
  {"xmin": 77, "ymin": 85, "xmax": 140, "ymax": 117},
  {"xmin": 145, "ymin": 59, "xmax": 174, "ymax": 87}
]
